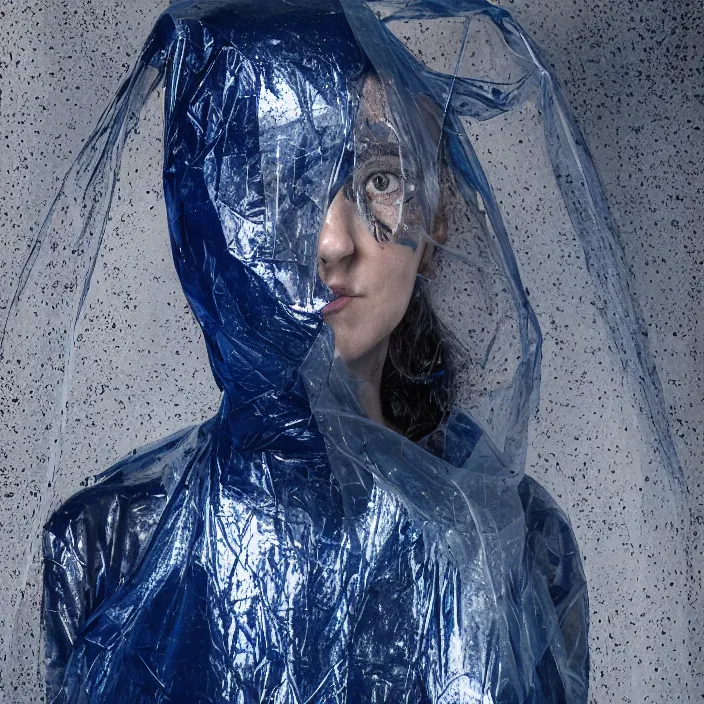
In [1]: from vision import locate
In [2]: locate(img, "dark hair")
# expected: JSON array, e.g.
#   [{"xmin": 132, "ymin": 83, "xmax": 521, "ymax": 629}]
[
  {"xmin": 378, "ymin": 93, "xmax": 455, "ymax": 441},
  {"xmin": 354, "ymin": 71, "xmax": 454, "ymax": 440},
  {"xmin": 380, "ymin": 279, "xmax": 451, "ymax": 441}
]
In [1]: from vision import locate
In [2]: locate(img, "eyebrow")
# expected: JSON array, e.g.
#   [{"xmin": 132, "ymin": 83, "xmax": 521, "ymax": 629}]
[
  {"xmin": 355, "ymin": 128, "xmax": 401, "ymax": 157},
  {"xmin": 355, "ymin": 138, "xmax": 402, "ymax": 163},
  {"xmin": 355, "ymin": 119, "xmax": 401, "ymax": 157}
]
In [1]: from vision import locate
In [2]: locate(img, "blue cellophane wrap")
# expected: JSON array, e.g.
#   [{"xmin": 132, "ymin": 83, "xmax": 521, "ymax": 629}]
[
  {"xmin": 38, "ymin": 2, "xmax": 590, "ymax": 701},
  {"xmin": 12, "ymin": 0, "xmax": 685, "ymax": 700}
]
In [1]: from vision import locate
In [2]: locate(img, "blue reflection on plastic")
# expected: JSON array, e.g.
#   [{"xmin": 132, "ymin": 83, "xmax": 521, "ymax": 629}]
[{"xmin": 42, "ymin": 1, "xmax": 589, "ymax": 702}]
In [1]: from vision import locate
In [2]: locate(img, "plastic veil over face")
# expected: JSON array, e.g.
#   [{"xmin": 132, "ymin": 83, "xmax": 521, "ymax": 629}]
[{"xmin": 0, "ymin": 0, "xmax": 687, "ymax": 702}]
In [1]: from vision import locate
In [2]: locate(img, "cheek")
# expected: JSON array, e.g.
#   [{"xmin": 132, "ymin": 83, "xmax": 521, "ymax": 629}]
[
  {"xmin": 329, "ymin": 245, "xmax": 422, "ymax": 364},
  {"xmin": 373, "ymin": 254, "xmax": 418, "ymax": 329},
  {"xmin": 357, "ymin": 248, "xmax": 420, "ymax": 345}
]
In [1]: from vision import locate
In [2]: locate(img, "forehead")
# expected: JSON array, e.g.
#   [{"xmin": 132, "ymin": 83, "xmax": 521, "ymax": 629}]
[
  {"xmin": 355, "ymin": 75, "xmax": 401, "ymax": 153},
  {"xmin": 358, "ymin": 75, "xmax": 392, "ymax": 121}
]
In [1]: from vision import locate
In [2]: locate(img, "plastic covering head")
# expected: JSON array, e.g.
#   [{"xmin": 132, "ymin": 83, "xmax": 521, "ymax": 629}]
[{"xmin": 0, "ymin": 0, "xmax": 688, "ymax": 702}]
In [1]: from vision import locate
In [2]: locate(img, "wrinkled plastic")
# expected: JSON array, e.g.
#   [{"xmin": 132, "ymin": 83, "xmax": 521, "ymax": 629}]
[
  {"xmin": 6, "ymin": 0, "xmax": 687, "ymax": 700},
  {"xmin": 37, "ymin": 3, "xmax": 588, "ymax": 700}
]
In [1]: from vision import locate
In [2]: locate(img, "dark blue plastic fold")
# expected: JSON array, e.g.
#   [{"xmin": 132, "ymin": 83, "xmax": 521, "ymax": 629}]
[{"xmin": 13, "ymin": 1, "xmax": 684, "ymax": 701}]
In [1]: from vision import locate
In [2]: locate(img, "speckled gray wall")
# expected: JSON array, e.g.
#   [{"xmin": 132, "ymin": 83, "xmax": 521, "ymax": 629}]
[
  {"xmin": 0, "ymin": 1, "xmax": 701, "ymax": 702},
  {"xmin": 489, "ymin": 2, "xmax": 703, "ymax": 701},
  {"xmin": 0, "ymin": 1, "xmax": 218, "ymax": 699}
]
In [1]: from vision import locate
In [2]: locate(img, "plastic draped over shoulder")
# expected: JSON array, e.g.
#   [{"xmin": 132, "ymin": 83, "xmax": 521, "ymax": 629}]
[{"xmin": 0, "ymin": 0, "xmax": 686, "ymax": 701}]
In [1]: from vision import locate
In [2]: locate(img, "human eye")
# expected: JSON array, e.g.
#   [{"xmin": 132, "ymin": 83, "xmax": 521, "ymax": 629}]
[
  {"xmin": 358, "ymin": 166, "xmax": 410, "ymax": 242},
  {"xmin": 364, "ymin": 171, "xmax": 402, "ymax": 200}
]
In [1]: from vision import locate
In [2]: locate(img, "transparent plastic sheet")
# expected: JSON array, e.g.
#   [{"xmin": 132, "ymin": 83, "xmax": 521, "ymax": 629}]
[
  {"xmin": 0, "ymin": 32, "xmax": 168, "ymax": 699},
  {"xmin": 0, "ymin": 0, "xmax": 689, "ymax": 702}
]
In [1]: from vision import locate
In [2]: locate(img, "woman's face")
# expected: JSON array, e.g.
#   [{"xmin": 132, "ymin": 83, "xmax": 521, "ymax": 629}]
[{"xmin": 317, "ymin": 76, "xmax": 443, "ymax": 367}]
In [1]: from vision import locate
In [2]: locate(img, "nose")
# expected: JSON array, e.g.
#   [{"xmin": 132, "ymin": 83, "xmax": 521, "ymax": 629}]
[{"xmin": 317, "ymin": 189, "xmax": 356, "ymax": 268}]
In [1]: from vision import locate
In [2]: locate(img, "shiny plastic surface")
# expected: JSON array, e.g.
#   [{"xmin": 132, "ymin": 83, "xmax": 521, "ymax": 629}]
[{"xmin": 2, "ymin": 0, "xmax": 620, "ymax": 700}]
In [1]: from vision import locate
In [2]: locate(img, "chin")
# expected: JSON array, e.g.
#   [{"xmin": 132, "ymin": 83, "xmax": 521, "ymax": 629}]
[
  {"xmin": 328, "ymin": 328, "xmax": 362, "ymax": 366},
  {"xmin": 332, "ymin": 342, "xmax": 360, "ymax": 367},
  {"xmin": 334, "ymin": 338, "xmax": 390, "ymax": 377}
]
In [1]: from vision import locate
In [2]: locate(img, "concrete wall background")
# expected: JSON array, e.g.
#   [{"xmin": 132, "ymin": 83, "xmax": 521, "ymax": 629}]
[
  {"xmin": 0, "ymin": 0, "xmax": 701, "ymax": 701},
  {"xmin": 494, "ymin": 2, "xmax": 704, "ymax": 700}
]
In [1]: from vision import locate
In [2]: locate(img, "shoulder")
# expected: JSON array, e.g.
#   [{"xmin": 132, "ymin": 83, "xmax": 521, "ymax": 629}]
[
  {"xmin": 518, "ymin": 474, "xmax": 587, "ymax": 613},
  {"xmin": 517, "ymin": 474, "xmax": 577, "ymax": 546},
  {"xmin": 42, "ymin": 422, "xmax": 212, "ymax": 694},
  {"xmin": 47, "ymin": 422, "xmax": 205, "ymax": 528},
  {"xmin": 44, "ymin": 422, "xmax": 209, "ymax": 600}
]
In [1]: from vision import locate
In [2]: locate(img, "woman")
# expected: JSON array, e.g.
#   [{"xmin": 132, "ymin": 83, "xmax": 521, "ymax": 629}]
[
  {"xmin": 317, "ymin": 73, "xmax": 449, "ymax": 437},
  {"xmin": 38, "ymin": 6, "xmax": 590, "ymax": 697},
  {"xmin": 0, "ymin": 0, "xmax": 635, "ymax": 698}
]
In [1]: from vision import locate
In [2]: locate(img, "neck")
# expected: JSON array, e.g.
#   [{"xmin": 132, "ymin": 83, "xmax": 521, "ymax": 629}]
[{"xmin": 344, "ymin": 337, "xmax": 399, "ymax": 432}]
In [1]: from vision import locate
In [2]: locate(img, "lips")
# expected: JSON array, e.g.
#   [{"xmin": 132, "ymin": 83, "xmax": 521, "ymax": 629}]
[
  {"xmin": 321, "ymin": 295, "xmax": 354, "ymax": 316},
  {"xmin": 319, "ymin": 284, "xmax": 358, "ymax": 316}
]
